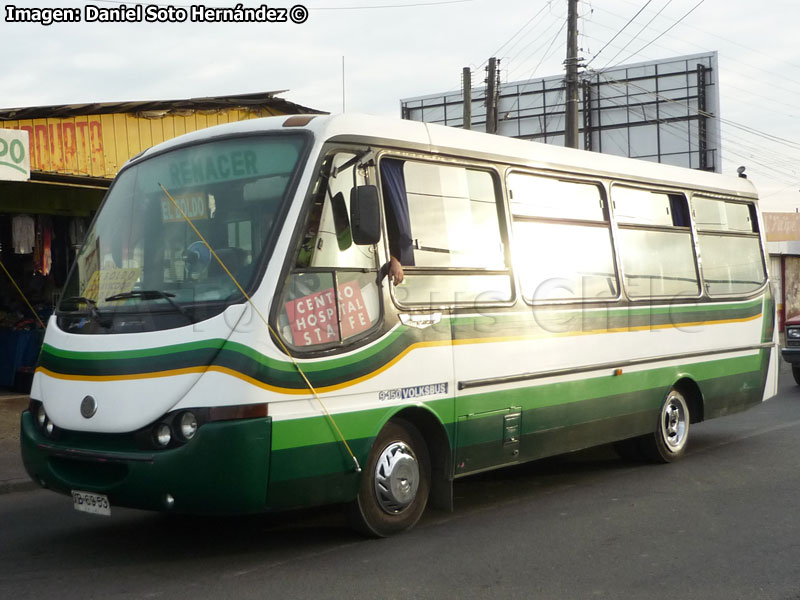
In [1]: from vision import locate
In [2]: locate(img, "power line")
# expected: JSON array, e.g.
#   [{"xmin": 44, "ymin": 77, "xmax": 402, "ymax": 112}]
[
  {"xmin": 498, "ymin": 18, "xmax": 568, "ymax": 128},
  {"xmin": 583, "ymin": 16, "xmax": 800, "ymax": 109},
  {"xmin": 722, "ymin": 130, "xmax": 800, "ymax": 173},
  {"xmin": 507, "ymin": 17, "xmax": 567, "ymax": 82},
  {"xmin": 589, "ymin": 72, "xmax": 800, "ymax": 185},
  {"xmin": 492, "ymin": 10, "xmax": 565, "ymax": 81},
  {"xmin": 612, "ymin": 0, "xmax": 800, "ymax": 74},
  {"xmin": 591, "ymin": 3, "xmax": 800, "ymax": 96},
  {"xmin": 593, "ymin": 71, "xmax": 800, "ymax": 153},
  {"xmin": 603, "ymin": 0, "xmax": 707, "ymax": 70},
  {"xmin": 489, "ymin": 2, "xmax": 552, "ymax": 65},
  {"xmin": 583, "ymin": 26, "xmax": 800, "ymax": 120},
  {"xmin": 502, "ymin": 9, "xmax": 564, "ymax": 69},
  {"xmin": 407, "ymin": 2, "xmax": 558, "ymax": 103},
  {"xmin": 595, "ymin": 88, "xmax": 800, "ymax": 184},
  {"xmin": 584, "ymin": 0, "xmax": 653, "ymax": 68},
  {"xmin": 596, "ymin": 0, "xmax": 675, "ymax": 71},
  {"xmin": 761, "ymin": 183, "xmax": 800, "ymax": 200}
]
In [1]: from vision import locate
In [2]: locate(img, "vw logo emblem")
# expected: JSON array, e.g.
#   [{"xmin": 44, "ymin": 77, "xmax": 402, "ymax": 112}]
[{"xmin": 80, "ymin": 395, "xmax": 98, "ymax": 419}]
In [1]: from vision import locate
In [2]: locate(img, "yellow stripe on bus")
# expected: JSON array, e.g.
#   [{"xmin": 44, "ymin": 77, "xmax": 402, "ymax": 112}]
[
  {"xmin": 34, "ymin": 312, "xmax": 761, "ymax": 392},
  {"xmin": 35, "ymin": 366, "xmax": 207, "ymax": 382}
]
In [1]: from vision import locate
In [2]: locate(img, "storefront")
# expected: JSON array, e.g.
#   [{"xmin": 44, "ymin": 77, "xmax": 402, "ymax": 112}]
[
  {"xmin": 0, "ymin": 92, "xmax": 320, "ymax": 390},
  {"xmin": 764, "ymin": 212, "xmax": 800, "ymax": 331}
]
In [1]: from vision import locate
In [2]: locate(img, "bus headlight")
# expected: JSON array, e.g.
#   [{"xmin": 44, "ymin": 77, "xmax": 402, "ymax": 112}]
[
  {"xmin": 44, "ymin": 418, "xmax": 55, "ymax": 437},
  {"xmin": 177, "ymin": 411, "xmax": 198, "ymax": 441},
  {"xmin": 154, "ymin": 423, "xmax": 172, "ymax": 447}
]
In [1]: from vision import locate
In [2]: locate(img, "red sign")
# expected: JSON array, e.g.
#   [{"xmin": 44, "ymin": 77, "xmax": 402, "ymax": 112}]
[
  {"xmin": 764, "ymin": 212, "xmax": 800, "ymax": 242},
  {"xmin": 339, "ymin": 280, "xmax": 371, "ymax": 338},
  {"xmin": 285, "ymin": 281, "xmax": 371, "ymax": 346}
]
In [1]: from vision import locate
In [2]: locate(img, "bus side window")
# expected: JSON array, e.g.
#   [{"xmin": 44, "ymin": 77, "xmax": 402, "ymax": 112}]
[
  {"xmin": 380, "ymin": 158, "xmax": 512, "ymax": 306},
  {"xmin": 277, "ymin": 152, "xmax": 381, "ymax": 351},
  {"xmin": 613, "ymin": 187, "xmax": 700, "ymax": 299},
  {"xmin": 692, "ymin": 197, "xmax": 766, "ymax": 296},
  {"xmin": 508, "ymin": 173, "xmax": 617, "ymax": 303}
]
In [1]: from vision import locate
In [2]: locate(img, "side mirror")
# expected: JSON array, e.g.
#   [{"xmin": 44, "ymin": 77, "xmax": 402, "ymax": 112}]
[{"xmin": 350, "ymin": 185, "xmax": 381, "ymax": 245}]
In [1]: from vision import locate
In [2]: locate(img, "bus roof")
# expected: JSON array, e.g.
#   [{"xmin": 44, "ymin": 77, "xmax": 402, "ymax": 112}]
[{"xmin": 136, "ymin": 113, "xmax": 756, "ymax": 199}]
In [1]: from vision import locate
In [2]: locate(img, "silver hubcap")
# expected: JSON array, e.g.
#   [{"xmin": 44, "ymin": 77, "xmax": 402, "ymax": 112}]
[
  {"xmin": 374, "ymin": 441, "xmax": 419, "ymax": 514},
  {"xmin": 661, "ymin": 394, "xmax": 688, "ymax": 452}
]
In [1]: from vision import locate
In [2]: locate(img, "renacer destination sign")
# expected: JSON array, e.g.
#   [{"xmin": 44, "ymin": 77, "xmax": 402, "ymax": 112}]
[{"xmin": 0, "ymin": 128, "xmax": 30, "ymax": 182}]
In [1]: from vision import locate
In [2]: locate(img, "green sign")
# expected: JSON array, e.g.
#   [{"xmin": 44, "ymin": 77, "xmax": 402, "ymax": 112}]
[
  {"xmin": 0, "ymin": 129, "xmax": 30, "ymax": 182},
  {"xmin": 138, "ymin": 135, "xmax": 305, "ymax": 194}
]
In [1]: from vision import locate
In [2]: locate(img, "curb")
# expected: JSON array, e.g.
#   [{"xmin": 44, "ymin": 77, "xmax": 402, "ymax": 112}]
[{"xmin": 0, "ymin": 478, "xmax": 38, "ymax": 495}]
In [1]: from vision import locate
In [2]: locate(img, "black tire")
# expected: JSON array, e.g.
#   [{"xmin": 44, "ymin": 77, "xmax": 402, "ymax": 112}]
[
  {"xmin": 640, "ymin": 388, "xmax": 691, "ymax": 463},
  {"xmin": 792, "ymin": 365, "xmax": 800, "ymax": 386},
  {"xmin": 348, "ymin": 419, "xmax": 430, "ymax": 537}
]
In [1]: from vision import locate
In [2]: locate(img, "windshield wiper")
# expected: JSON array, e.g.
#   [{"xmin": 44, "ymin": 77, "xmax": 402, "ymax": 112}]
[
  {"xmin": 60, "ymin": 296, "xmax": 111, "ymax": 328},
  {"xmin": 104, "ymin": 290, "xmax": 195, "ymax": 324}
]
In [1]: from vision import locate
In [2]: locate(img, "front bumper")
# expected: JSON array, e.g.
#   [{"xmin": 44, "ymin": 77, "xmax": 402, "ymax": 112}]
[
  {"xmin": 781, "ymin": 347, "xmax": 800, "ymax": 366},
  {"xmin": 20, "ymin": 410, "xmax": 272, "ymax": 515}
]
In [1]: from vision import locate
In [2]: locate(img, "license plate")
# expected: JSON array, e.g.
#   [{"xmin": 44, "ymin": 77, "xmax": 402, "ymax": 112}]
[{"xmin": 72, "ymin": 490, "xmax": 111, "ymax": 516}]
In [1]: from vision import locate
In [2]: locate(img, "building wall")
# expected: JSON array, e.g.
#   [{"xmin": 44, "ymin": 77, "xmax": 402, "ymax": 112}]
[
  {"xmin": 784, "ymin": 256, "xmax": 800, "ymax": 322},
  {"xmin": 0, "ymin": 107, "xmax": 283, "ymax": 178}
]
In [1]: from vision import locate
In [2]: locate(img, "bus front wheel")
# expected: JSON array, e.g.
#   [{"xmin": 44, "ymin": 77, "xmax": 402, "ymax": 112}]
[
  {"xmin": 641, "ymin": 388, "xmax": 691, "ymax": 463},
  {"xmin": 349, "ymin": 419, "xmax": 430, "ymax": 537}
]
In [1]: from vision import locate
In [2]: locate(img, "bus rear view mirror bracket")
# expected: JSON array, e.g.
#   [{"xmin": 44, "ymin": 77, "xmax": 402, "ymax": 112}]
[{"xmin": 350, "ymin": 185, "xmax": 381, "ymax": 245}]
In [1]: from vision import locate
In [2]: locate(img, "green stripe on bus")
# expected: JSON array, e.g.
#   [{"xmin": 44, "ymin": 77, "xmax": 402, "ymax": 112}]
[
  {"xmin": 38, "ymin": 297, "xmax": 764, "ymax": 382},
  {"xmin": 269, "ymin": 351, "xmax": 765, "ymax": 454}
]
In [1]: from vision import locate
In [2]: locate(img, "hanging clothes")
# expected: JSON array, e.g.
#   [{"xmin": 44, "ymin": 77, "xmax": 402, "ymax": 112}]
[
  {"xmin": 40, "ymin": 216, "xmax": 53, "ymax": 276},
  {"xmin": 12, "ymin": 215, "xmax": 35, "ymax": 254},
  {"xmin": 68, "ymin": 217, "xmax": 88, "ymax": 247}
]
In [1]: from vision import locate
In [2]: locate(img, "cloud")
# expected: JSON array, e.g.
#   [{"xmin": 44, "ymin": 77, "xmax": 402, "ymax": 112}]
[{"xmin": 3, "ymin": 0, "xmax": 800, "ymax": 208}]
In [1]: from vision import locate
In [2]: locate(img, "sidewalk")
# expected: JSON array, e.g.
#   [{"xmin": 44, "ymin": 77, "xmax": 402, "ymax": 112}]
[{"xmin": 0, "ymin": 392, "xmax": 36, "ymax": 494}]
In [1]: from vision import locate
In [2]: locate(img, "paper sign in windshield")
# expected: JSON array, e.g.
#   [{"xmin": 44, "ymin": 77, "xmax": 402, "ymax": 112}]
[
  {"xmin": 82, "ymin": 268, "xmax": 141, "ymax": 304},
  {"xmin": 285, "ymin": 281, "xmax": 371, "ymax": 346},
  {"xmin": 161, "ymin": 193, "xmax": 208, "ymax": 223}
]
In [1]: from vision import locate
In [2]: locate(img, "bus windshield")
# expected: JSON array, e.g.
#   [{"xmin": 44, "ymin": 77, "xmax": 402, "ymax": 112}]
[{"xmin": 59, "ymin": 133, "xmax": 307, "ymax": 324}]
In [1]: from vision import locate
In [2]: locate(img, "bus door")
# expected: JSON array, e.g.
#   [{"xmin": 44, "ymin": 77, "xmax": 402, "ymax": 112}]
[
  {"xmin": 379, "ymin": 155, "xmax": 515, "ymax": 476},
  {"xmin": 274, "ymin": 150, "xmax": 388, "ymax": 431}
]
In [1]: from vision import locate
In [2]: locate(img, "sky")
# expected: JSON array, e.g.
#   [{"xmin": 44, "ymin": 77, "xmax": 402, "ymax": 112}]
[{"xmin": 2, "ymin": 0, "xmax": 799, "ymax": 212}]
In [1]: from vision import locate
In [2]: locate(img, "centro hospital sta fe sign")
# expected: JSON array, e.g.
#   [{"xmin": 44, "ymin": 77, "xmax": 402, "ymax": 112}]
[{"xmin": 0, "ymin": 128, "xmax": 30, "ymax": 181}]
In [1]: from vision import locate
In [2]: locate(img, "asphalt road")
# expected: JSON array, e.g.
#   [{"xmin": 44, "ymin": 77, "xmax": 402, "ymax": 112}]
[{"xmin": 2, "ymin": 370, "xmax": 800, "ymax": 600}]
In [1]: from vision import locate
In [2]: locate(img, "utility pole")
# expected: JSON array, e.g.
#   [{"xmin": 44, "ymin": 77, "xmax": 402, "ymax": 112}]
[
  {"xmin": 697, "ymin": 63, "xmax": 709, "ymax": 170},
  {"xmin": 485, "ymin": 57, "xmax": 499, "ymax": 134},
  {"xmin": 463, "ymin": 67, "xmax": 472, "ymax": 130},
  {"xmin": 564, "ymin": 0, "xmax": 580, "ymax": 148}
]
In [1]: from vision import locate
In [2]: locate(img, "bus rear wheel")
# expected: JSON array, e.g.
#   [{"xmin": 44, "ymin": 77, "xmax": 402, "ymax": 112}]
[
  {"xmin": 641, "ymin": 388, "xmax": 691, "ymax": 463},
  {"xmin": 349, "ymin": 419, "xmax": 430, "ymax": 537},
  {"xmin": 792, "ymin": 365, "xmax": 800, "ymax": 386}
]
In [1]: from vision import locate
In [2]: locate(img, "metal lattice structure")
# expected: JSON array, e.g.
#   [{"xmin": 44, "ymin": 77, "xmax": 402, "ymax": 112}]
[{"xmin": 401, "ymin": 52, "xmax": 720, "ymax": 173}]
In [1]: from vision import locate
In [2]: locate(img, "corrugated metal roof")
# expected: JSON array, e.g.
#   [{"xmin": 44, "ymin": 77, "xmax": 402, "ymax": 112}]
[
  {"xmin": 0, "ymin": 91, "xmax": 325, "ymax": 121},
  {"xmin": 0, "ymin": 92, "xmax": 327, "ymax": 180}
]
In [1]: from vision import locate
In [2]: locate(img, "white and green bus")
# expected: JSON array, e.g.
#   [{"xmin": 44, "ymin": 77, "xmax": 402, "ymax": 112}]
[{"xmin": 22, "ymin": 114, "xmax": 778, "ymax": 536}]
